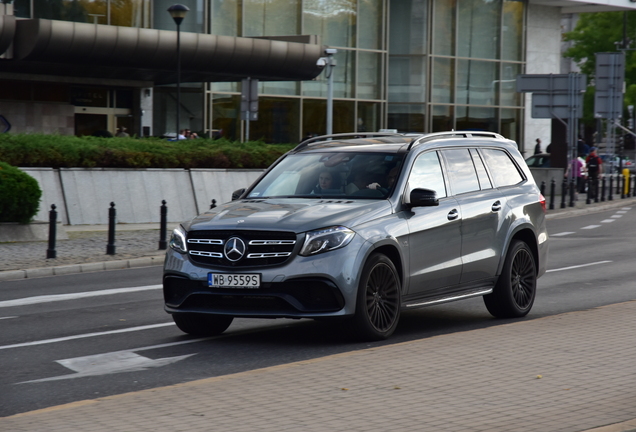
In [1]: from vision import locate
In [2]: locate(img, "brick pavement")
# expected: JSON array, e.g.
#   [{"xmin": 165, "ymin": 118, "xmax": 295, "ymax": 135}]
[{"xmin": 1, "ymin": 301, "xmax": 636, "ymax": 431}]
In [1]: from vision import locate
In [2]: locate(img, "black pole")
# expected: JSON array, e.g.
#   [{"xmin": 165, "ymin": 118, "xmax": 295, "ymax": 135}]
[
  {"xmin": 176, "ymin": 22, "xmax": 181, "ymax": 141},
  {"xmin": 568, "ymin": 179, "xmax": 575, "ymax": 207},
  {"xmin": 540, "ymin": 181, "xmax": 546, "ymax": 197},
  {"xmin": 549, "ymin": 179, "xmax": 555, "ymax": 210},
  {"xmin": 601, "ymin": 175, "xmax": 606, "ymax": 202},
  {"xmin": 609, "ymin": 174, "xmax": 614, "ymax": 201},
  {"xmin": 586, "ymin": 177, "xmax": 591, "ymax": 205},
  {"xmin": 560, "ymin": 178, "xmax": 567, "ymax": 209},
  {"xmin": 621, "ymin": 173, "xmax": 626, "ymax": 199},
  {"xmin": 159, "ymin": 200, "xmax": 167, "ymax": 250},
  {"xmin": 107, "ymin": 202, "xmax": 116, "ymax": 255},
  {"xmin": 47, "ymin": 204, "xmax": 57, "ymax": 259}
]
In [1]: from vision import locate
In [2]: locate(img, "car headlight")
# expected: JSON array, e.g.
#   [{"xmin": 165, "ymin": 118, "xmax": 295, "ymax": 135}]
[
  {"xmin": 299, "ymin": 226, "xmax": 355, "ymax": 256},
  {"xmin": 169, "ymin": 225, "xmax": 188, "ymax": 254}
]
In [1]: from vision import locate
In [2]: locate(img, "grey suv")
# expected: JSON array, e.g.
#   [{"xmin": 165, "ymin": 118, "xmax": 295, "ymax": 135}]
[{"xmin": 163, "ymin": 131, "xmax": 549, "ymax": 340}]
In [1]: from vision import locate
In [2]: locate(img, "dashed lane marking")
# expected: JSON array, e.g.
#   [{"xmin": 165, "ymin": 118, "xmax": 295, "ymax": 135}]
[
  {"xmin": 546, "ymin": 260, "xmax": 612, "ymax": 273},
  {"xmin": 552, "ymin": 232, "xmax": 575, "ymax": 237},
  {"xmin": 581, "ymin": 225, "xmax": 601, "ymax": 229}
]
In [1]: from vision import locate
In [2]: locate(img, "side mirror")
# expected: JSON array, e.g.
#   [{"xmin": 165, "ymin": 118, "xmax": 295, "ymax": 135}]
[
  {"xmin": 408, "ymin": 188, "xmax": 439, "ymax": 208},
  {"xmin": 231, "ymin": 188, "xmax": 246, "ymax": 201}
]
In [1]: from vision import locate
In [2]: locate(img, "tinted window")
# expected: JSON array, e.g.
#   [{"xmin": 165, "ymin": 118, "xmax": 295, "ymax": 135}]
[
  {"xmin": 481, "ymin": 149, "xmax": 524, "ymax": 187},
  {"xmin": 442, "ymin": 149, "xmax": 480, "ymax": 195},
  {"xmin": 470, "ymin": 149, "xmax": 493, "ymax": 189},
  {"xmin": 408, "ymin": 151, "xmax": 447, "ymax": 198}
]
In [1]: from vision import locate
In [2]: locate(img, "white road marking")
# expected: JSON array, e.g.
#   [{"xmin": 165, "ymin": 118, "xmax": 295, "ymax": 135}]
[
  {"xmin": 0, "ymin": 323, "xmax": 175, "ymax": 351},
  {"xmin": 621, "ymin": 207, "xmax": 632, "ymax": 210},
  {"xmin": 547, "ymin": 260, "xmax": 612, "ymax": 273},
  {"xmin": 551, "ymin": 232, "xmax": 575, "ymax": 237},
  {"xmin": 0, "ymin": 284, "xmax": 162, "ymax": 308},
  {"xmin": 611, "ymin": 215, "xmax": 623, "ymax": 218},
  {"xmin": 617, "ymin": 211, "xmax": 628, "ymax": 214},
  {"xmin": 0, "ymin": 316, "xmax": 17, "ymax": 320},
  {"xmin": 19, "ymin": 352, "xmax": 196, "ymax": 384},
  {"xmin": 581, "ymin": 225, "xmax": 601, "ymax": 229},
  {"xmin": 601, "ymin": 219, "xmax": 616, "ymax": 223}
]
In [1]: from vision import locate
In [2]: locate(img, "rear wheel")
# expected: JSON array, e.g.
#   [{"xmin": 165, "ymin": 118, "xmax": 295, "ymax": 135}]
[
  {"xmin": 484, "ymin": 240, "xmax": 536, "ymax": 318},
  {"xmin": 352, "ymin": 253, "xmax": 401, "ymax": 341},
  {"xmin": 172, "ymin": 313, "xmax": 234, "ymax": 336}
]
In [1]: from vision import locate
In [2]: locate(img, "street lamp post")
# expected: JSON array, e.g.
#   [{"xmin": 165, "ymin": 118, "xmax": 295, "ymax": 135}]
[
  {"xmin": 324, "ymin": 48, "xmax": 337, "ymax": 135},
  {"xmin": 167, "ymin": 4, "xmax": 189, "ymax": 140}
]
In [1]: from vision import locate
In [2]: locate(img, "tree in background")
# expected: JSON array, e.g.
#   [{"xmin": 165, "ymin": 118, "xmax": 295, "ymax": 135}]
[{"xmin": 563, "ymin": 11, "xmax": 636, "ymax": 126}]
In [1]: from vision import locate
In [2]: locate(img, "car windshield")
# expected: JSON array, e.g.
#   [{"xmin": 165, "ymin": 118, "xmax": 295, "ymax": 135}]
[{"xmin": 247, "ymin": 152, "xmax": 405, "ymax": 199}]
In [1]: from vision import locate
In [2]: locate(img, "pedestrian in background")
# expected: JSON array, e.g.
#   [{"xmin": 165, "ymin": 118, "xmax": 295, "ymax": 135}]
[
  {"xmin": 586, "ymin": 147, "xmax": 602, "ymax": 198},
  {"xmin": 534, "ymin": 138, "xmax": 542, "ymax": 155}
]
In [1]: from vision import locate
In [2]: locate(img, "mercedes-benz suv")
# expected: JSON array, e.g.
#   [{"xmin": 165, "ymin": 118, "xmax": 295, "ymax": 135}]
[{"xmin": 163, "ymin": 131, "xmax": 549, "ymax": 341}]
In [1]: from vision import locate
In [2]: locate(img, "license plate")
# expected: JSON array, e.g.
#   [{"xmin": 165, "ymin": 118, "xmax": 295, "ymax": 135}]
[{"xmin": 208, "ymin": 273, "xmax": 261, "ymax": 288}]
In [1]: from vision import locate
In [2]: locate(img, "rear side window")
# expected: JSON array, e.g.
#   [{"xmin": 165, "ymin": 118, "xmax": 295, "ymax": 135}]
[
  {"xmin": 442, "ymin": 149, "xmax": 480, "ymax": 195},
  {"xmin": 470, "ymin": 149, "xmax": 493, "ymax": 190},
  {"xmin": 481, "ymin": 149, "xmax": 524, "ymax": 187}
]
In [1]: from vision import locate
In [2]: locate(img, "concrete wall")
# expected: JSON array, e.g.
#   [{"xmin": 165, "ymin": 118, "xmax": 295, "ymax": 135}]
[
  {"xmin": 0, "ymin": 101, "xmax": 75, "ymax": 135},
  {"xmin": 20, "ymin": 168, "xmax": 264, "ymax": 225}
]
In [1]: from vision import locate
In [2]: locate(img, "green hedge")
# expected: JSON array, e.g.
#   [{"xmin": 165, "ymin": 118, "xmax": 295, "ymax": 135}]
[
  {"xmin": 0, "ymin": 161, "xmax": 42, "ymax": 224},
  {"xmin": 0, "ymin": 134, "xmax": 296, "ymax": 169}
]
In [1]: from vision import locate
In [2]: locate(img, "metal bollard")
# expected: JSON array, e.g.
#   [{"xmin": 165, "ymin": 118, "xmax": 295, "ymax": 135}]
[
  {"xmin": 560, "ymin": 178, "xmax": 567, "ymax": 209},
  {"xmin": 549, "ymin": 179, "xmax": 556, "ymax": 210},
  {"xmin": 540, "ymin": 181, "xmax": 546, "ymax": 197},
  {"xmin": 47, "ymin": 204, "xmax": 57, "ymax": 259},
  {"xmin": 159, "ymin": 200, "xmax": 167, "ymax": 250},
  {"xmin": 608, "ymin": 174, "xmax": 613, "ymax": 201},
  {"xmin": 621, "ymin": 172, "xmax": 626, "ymax": 199},
  {"xmin": 600, "ymin": 175, "xmax": 606, "ymax": 202},
  {"xmin": 106, "ymin": 202, "xmax": 116, "ymax": 255},
  {"xmin": 568, "ymin": 179, "xmax": 575, "ymax": 207},
  {"xmin": 210, "ymin": 199, "xmax": 217, "ymax": 209},
  {"xmin": 586, "ymin": 177, "xmax": 591, "ymax": 205}
]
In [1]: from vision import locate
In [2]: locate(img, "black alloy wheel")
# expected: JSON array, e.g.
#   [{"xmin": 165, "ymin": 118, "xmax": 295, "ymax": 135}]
[
  {"xmin": 172, "ymin": 312, "xmax": 234, "ymax": 336},
  {"xmin": 484, "ymin": 240, "xmax": 536, "ymax": 318},
  {"xmin": 353, "ymin": 253, "xmax": 401, "ymax": 341}
]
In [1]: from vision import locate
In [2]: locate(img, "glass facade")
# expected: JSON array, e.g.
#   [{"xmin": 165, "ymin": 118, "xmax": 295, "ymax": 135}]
[
  {"xmin": 389, "ymin": 0, "xmax": 526, "ymax": 142},
  {"xmin": 10, "ymin": 0, "xmax": 526, "ymax": 144}
]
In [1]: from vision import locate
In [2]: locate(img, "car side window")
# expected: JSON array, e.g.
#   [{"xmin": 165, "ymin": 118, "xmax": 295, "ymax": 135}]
[
  {"xmin": 442, "ymin": 149, "xmax": 480, "ymax": 195},
  {"xmin": 470, "ymin": 148, "xmax": 493, "ymax": 190},
  {"xmin": 408, "ymin": 151, "xmax": 447, "ymax": 198},
  {"xmin": 481, "ymin": 148, "xmax": 524, "ymax": 187}
]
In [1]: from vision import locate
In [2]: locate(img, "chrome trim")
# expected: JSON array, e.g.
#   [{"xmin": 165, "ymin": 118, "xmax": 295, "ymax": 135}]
[
  {"xmin": 189, "ymin": 250, "xmax": 223, "ymax": 258},
  {"xmin": 405, "ymin": 288, "xmax": 493, "ymax": 308},
  {"xmin": 188, "ymin": 239, "xmax": 223, "ymax": 244},
  {"xmin": 249, "ymin": 240, "xmax": 296, "ymax": 245},
  {"xmin": 247, "ymin": 252, "xmax": 292, "ymax": 258}
]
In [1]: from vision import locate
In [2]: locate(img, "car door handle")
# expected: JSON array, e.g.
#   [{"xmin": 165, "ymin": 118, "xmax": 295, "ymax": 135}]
[
  {"xmin": 492, "ymin": 201, "xmax": 502, "ymax": 212},
  {"xmin": 447, "ymin": 209, "xmax": 459, "ymax": 220}
]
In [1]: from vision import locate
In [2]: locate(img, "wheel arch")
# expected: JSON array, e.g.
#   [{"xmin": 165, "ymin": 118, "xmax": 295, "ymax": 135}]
[
  {"xmin": 369, "ymin": 243, "xmax": 404, "ymax": 289},
  {"xmin": 499, "ymin": 227, "xmax": 539, "ymax": 276}
]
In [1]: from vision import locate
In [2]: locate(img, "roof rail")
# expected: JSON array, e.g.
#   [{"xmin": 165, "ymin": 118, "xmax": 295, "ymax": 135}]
[
  {"xmin": 295, "ymin": 132, "xmax": 407, "ymax": 151},
  {"xmin": 408, "ymin": 130, "xmax": 505, "ymax": 149}
]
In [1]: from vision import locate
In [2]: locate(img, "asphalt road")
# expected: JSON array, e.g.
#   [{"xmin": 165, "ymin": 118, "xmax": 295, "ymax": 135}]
[{"xmin": 2, "ymin": 204, "xmax": 635, "ymax": 417}]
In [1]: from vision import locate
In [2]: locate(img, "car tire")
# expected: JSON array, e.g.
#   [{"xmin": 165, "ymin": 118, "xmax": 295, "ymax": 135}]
[
  {"xmin": 484, "ymin": 240, "xmax": 536, "ymax": 318},
  {"xmin": 172, "ymin": 313, "xmax": 234, "ymax": 336},
  {"xmin": 352, "ymin": 253, "xmax": 401, "ymax": 341}
]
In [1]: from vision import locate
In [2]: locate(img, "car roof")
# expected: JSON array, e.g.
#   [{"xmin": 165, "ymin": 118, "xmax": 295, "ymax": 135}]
[{"xmin": 293, "ymin": 131, "xmax": 512, "ymax": 154}]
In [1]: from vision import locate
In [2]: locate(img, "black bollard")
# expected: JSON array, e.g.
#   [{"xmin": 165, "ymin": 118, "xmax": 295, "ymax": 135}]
[
  {"xmin": 210, "ymin": 199, "xmax": 217, "ymax": 209},
  {"xmin": 159, "ymin": 200, "xmax": 167, "ymax": 250},
  {"xmin": 47, "ymin": 204, "xmax": 57, "ymax": 259},
  {"xmin": 560, "ymin": 178, "xmax": 567, "ymax": 209},
  {"xmin": 540, "ymin": 181, "xmax": 546, "ymax": 197},
  {"xmin": 549, "ymin": 179, "xmax": 556, "ymax": 210},
  {"xmin": 568, "ymin": 179, "xmax": 576, "ymax": 207},
  {"xmin": 106, "ymin": 202, "xmax": 116, "ymax": 255},
  {"xmin": 600, "ymin": 175, "xmax": 606, "ymax": 202},
  {"xmin": 586, "ymin": 177, "xmax": 591, "ymax": 205},
  {"xmin": 621, "ymin": 173, "xmax": 626, "ymax": 199},
  {"xmin": 608, "ymin": 174, "xmax": 614, "ymax": 201}
]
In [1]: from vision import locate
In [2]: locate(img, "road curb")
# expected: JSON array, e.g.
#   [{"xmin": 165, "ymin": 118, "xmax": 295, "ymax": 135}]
[{"xmin": 0, "ymin": 255, "xmax": 165, "ymax": 282}]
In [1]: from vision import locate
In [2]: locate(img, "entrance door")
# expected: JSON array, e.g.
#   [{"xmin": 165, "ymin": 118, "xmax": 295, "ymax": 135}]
[{"xmin": 75, "ymin": 113, "xmax": 108, "ymax": 136}]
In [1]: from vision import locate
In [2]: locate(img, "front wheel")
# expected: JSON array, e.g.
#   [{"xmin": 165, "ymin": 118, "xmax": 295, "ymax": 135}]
[
  {"xmin": 352, "ymin": 253, "xmax": 401, "ymax": 341},
  {"xmin": 484, "ymin": 240, "xmax": 536, "ymax": 318},
  {"xmin": 172, "ymin": 313, "xmax": 234, "ymax": 336}
]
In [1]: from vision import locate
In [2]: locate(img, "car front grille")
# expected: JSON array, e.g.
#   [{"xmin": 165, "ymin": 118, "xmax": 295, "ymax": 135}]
[{"xmin": 187, "ymin": 230, "xmax": 298, "ymax": 267}]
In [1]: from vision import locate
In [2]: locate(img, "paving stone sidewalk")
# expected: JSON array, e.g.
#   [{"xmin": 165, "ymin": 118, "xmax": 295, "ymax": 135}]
[{"xmin": 2, "ymin": 301, "xmax": 636, "ymax": 432}]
